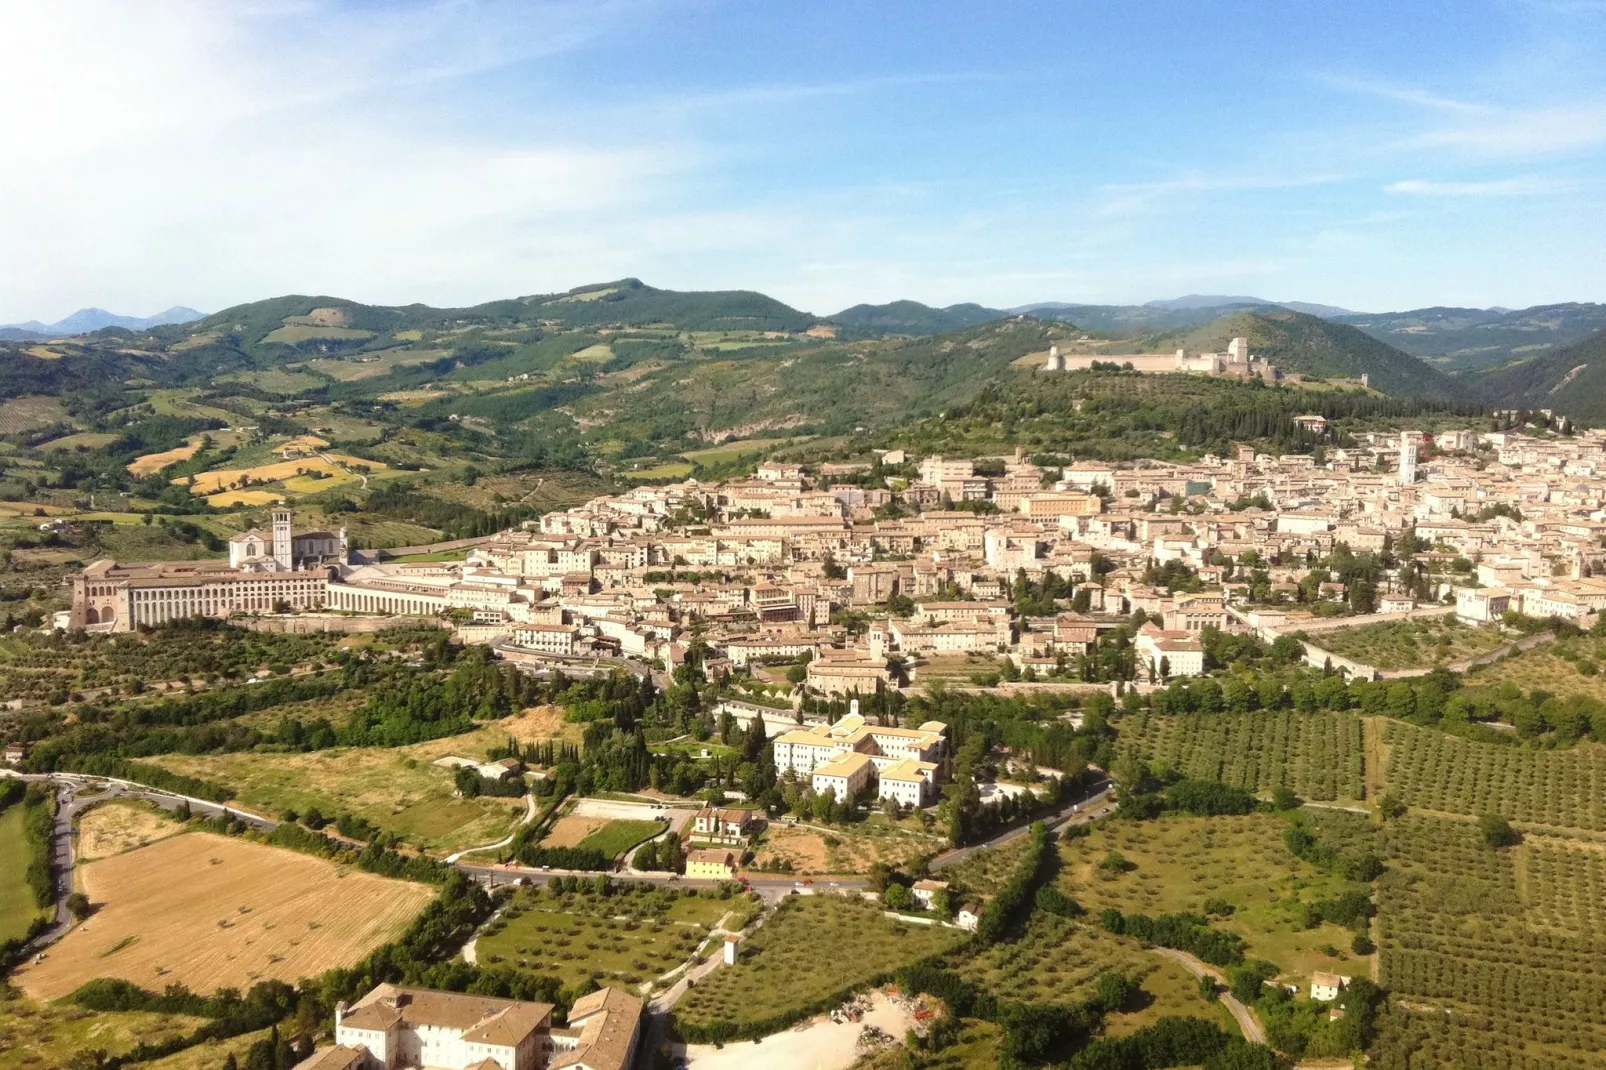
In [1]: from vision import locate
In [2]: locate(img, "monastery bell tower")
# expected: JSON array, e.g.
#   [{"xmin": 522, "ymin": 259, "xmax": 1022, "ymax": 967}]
[{"xmin": 272, "ymin": 509, "xmax": 293, "ymax": 570}]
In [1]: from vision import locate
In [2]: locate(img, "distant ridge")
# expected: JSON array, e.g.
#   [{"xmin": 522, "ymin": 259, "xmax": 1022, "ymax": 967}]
[
  {"xmin": 829, "ymin": 300, "xmax": 1006, "ymax": 336},
  {"xmin": 0, "ymin": 305, "xmax": 207, "ymax": 336},
  {"xmin": 1473, "ymin": 327, "xmax": 1606, "ymax": 421}
]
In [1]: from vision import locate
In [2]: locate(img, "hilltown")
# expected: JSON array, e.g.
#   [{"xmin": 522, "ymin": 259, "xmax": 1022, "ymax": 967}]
[{"xmin": 70, "ymin": 426, "xmax": 1606, "ymax": 691}]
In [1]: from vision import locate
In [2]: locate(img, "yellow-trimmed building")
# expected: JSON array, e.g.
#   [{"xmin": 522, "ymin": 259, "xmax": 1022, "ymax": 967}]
[{"xmin": 685, "ymin": 849, "xmax": 738, "ymax": 881}]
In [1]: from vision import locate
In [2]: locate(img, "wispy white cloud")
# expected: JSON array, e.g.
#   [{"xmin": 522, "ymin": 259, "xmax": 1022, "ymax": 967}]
[
  {"xmin": 1386, "ymin": 176, "xmax": 1573, "ymax": 196},
  {"xmin": 1092, "ymin": 171, "xmax": 1345, "ymax": 219},
  {"xmin": 1317, "ymin": 74, "xmax": 1606, "ymax": 159}
]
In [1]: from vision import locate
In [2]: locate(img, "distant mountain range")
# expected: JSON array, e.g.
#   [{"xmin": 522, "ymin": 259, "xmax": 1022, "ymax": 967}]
[
  {"xmin": 836, "ymin": 295, "xmax": 1606, "ymax": 373},
  {"xmin": 1332, "ymin": 303, "xmax": 1606, "ymax": 370},
  {"xmin": 0, "ymin": 305, "xmax": 206, "ymax": 340},
  {"xmin": 7, "ymin": 280, "xmax": 1606, "ymax": 424}
]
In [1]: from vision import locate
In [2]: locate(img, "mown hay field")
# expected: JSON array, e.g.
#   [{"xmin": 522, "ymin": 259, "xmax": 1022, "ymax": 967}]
[
  {"xmin": 12, "ymin": 832, "xmax": 433, "ymax": 1000},
  {"xmin": 180, "ymin": 454, "xmax": 385, "ymax": 496},
  {"xmin": 76, "ymin": 800, "xmax": 185, "ymax": 861},
  {"xmin": 127, "ymin": 442, "xmax": 201, "ymax": 476}
]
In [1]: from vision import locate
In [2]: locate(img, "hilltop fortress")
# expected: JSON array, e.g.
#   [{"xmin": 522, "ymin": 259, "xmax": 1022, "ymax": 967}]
[{"xmin": 1042, "ymin": 335, "xmax": 1300, "ymax": 383}]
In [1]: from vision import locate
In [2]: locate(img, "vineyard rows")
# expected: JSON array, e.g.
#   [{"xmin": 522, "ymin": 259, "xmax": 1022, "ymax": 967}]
[
  {"xmin": 1121, "ymin": 709, "xmax": 1365, "ymax": 801},
  {"xmin": 1378, "ymin": 815, "xmax": 1606, "ymax": 1065},
  {"xmin": 1383, "ymin": 722, "xmax": 1606, "ymax": 831}
]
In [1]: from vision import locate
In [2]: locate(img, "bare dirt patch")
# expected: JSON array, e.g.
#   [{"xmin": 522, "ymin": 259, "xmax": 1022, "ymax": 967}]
[
  {"xmin": 750, "ymin": 825, "xmax": 832, "ymax": 873},
  {"xmin": 542, "ymin": 815, "xmax": 611, "ymax": 848},
  {"xmin": 13, "ymin": 832, "xmax": 433, "ymax": 1000}
]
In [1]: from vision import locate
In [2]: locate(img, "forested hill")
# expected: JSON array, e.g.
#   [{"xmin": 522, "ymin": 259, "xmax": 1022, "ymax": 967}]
[
  {"xmin": 871, "ymin": 365, "xmax": 1485, "ymax": 464},
  {"xmin": 568, "ymin": 316, "xmax": 1081, "ymax": 439},
  {"xmin": 1472, "ymin": 327, "xmax": 1606, "ymax": 422},
  {"xmin": 184, "ymin": 279, "xmax": 818, "ymax": 356},
  {"xmin": 829, "ymin": 300, "xmax": 1006, "ymax": 337},
  {"xmin": 1152, "ymin": 310, "xmax": 1462, "ymax": 400},
  {"xmin": 1337, "ymin": 302, "xmax": 1606, "ymax": 371}
]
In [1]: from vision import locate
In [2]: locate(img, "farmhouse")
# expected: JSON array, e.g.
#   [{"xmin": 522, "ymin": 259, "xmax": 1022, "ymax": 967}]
[
  {"xmin": 692, "ymin": 805, "xmax": 759, "ymax": 843},
  {"xmin": 1310, "ymin": 972, "xmax": 1350, "ymax": 1003},
  {"xmin": 685, "ymin": 849, "xmax": 739, "ymax": 881}
]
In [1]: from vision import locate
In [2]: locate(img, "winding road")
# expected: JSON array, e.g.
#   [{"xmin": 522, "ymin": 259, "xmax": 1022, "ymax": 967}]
[{"xmin": 1150, "ymin": 947, "xmax": 1267, "ymax": 1045}]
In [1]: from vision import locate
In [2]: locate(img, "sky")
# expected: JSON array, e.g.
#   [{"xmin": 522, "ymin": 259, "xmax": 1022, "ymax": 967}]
[{"xmin": 3, "ymin": 0, "xmax": 1605, "ymax": 321}]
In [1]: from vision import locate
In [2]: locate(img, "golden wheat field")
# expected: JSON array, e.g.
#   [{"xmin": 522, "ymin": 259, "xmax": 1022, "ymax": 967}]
[{"xmin": 13, "ymin": 832, "xmax": 433, "ymax": 1000}]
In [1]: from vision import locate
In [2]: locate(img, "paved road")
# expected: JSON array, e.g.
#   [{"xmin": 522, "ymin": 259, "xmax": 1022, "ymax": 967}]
[
  {"xmin": 1150, "ymin": 947, "xmax": 1266, "ymax": 1044},
  {"xmin": 5, "ymin": 769, "xmax": 864, "ymax": 959},
  {"xmin": 928, "ymin": 777, "xmax": 1115, "ymax": 872}
]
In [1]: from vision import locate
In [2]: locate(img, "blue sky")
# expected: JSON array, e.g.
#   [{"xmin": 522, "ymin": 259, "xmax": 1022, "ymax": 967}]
[{"xmin": 3, "ymin": 0, "xmax": 1604, "ymax": 320}]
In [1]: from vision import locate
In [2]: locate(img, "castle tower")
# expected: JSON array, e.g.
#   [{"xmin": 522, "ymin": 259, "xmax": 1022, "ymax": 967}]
[
  {"xmin": 272, "ymin": 509, "xmax": 293, "ymax": 570},
  {"xmin": 1399, "ymin": 432, "xmax": 1418, "ymax": 486},
  {"xmin": 1227, "ymin": 337, "xmax": 1248, "ymax": 364}
]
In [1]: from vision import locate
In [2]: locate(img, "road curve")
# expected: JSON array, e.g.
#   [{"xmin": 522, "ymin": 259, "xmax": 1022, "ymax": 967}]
[{"xmin": 1149, "ymin": 946, "xmax": 1267, "ymax": 1045}]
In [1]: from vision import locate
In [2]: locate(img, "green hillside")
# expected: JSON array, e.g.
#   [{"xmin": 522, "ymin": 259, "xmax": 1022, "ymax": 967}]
[
  {"xmin": 1155, "ymin": 310, "xmax": 1462, "ymax": 399},
  {"xmin": 1473, "ymin": 327, "xmax": 1606, "ymax": 421},
  {"xmin": 829, "ymin": 300, "xmax": 1005, "ymax": 337},
  {"xmin": 1339, "ymin": 302, "xmax": 1606, "ymax": 371}
]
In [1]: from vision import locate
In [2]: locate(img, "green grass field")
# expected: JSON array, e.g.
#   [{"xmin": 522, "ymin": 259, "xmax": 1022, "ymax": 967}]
[
  {"xmin": 575, "ymin": 819, "xmax": 664, "ymax": 860},
  {"xmin": 0, "ymin": 805, "xmax": 45, "ymax": 944},
  {"xmin": 217, "ymin": 369, "xmax": 329, "ymax": 394},
  {"xmin": 674, "ymin": 893, "xmax": 966, "ymax": 1033},
  {"xmin": 0, "ymin": 996, "xmax": 210, "ymax": 1070},
  {"xmin": 151, "ymin": 746, "xmax": 527, "ymax": 854},
  {"xmin": 260, "ymin": 324, "xmax": 375, "ymax": 346},
  {"xmin": 1056, "ymin": 812, "xmax": 1376, "ymax": 981}
]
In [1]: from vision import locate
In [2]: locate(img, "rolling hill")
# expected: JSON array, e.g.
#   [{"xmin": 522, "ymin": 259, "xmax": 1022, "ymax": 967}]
[
  {"xmin": 829, "ymin": 300, "xmax": 1005, "ymax": 336},
  {"xmin": 1337, "ymin": 303, "xmax": 1606, "ymax": 371},
  {"xmin": 1473, "ymin": 327, "xmax": 1606, "ymax": 421},
  {"xmin": 1155, "ymin": 310, "xmax": 1462, "ymax": 399}
]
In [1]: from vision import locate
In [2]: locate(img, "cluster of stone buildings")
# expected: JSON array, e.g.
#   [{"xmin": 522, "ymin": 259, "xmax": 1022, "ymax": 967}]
[
  {"xmin": 69, "ymin": 427, "xmax": 1606, "ymax": 690},
  {"xmin": 300, "ymin": 982, "xmax": 641, "ymax": 1070}
]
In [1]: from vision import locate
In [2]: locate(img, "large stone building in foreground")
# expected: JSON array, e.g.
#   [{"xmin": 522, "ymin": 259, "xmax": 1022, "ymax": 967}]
[
  {"xmin": 71, "ymin": 510, "xmax": 344, "ymax": 632},
  {"xmin": 296, "ymin": 983, "xmax": 642, "ymax": 1070}
]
